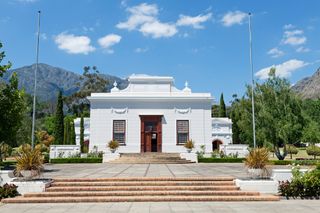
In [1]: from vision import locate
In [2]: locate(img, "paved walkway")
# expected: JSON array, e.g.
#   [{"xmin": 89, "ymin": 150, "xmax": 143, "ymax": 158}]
[
  {"xmin": 42, "ymin": 163, "xmax": 270, "ymax": 179},
  {"xmin": 1, "ymin": 200, "xmax": 320, "ymax": 213}
]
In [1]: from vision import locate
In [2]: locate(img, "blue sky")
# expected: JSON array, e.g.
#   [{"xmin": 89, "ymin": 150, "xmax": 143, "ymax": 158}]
[{"xmin": 0, "ymin": 0, "xmax": 319, "ymax": 103}]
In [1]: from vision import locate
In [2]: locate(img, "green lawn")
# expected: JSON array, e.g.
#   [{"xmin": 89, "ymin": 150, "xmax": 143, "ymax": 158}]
[{"xmin": 269, "ymin": 148, "xmax": 315, "ymax": 160}]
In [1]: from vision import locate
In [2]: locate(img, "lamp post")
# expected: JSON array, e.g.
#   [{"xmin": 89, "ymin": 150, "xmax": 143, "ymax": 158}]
[
  {"xmin": 248, "ymin": 12, "xmax": 256, "ymax": 148},
  {"xmin": 31, "ymin": 11, "xmax": 41, "ymax": 149}
]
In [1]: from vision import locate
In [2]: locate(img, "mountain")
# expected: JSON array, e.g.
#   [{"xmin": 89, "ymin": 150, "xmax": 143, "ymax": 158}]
[
  {"xmin": 2, "ymin": 63, "xmax": 128, "ymax": 101},
  {"xmin": 292, "ymin": 67, "xmax": 320, "ymax": 99}
]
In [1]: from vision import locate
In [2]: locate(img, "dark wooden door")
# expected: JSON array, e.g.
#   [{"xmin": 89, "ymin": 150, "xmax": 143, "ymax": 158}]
[{"xmin": 140, "ymin": 115, "xmax": 162, "ymax": 153}]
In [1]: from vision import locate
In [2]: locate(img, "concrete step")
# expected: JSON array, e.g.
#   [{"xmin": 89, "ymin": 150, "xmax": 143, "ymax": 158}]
[
  {"xmin": 46, "ymin": 185, "xmax": 241, "ymax": 192},
  {"xmin": 24, "ymin": 190, "xmax": 260, "ymax": 197},
  {"xmin": 2, "ymin": 195, "xmax": 280, "ymax": 203},
  {"xmin": 53, "ymin": 177, "xmax": 235, "ymax": 182},
  {"xmin": 51, "ymin": 181, "xmax": 235, "ymax": 187}
]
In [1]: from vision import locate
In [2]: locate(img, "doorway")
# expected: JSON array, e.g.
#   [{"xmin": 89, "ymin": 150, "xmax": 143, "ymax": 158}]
[{"xmin": 140, "ymin": 115, "xmax": 162, "ymax": 152}]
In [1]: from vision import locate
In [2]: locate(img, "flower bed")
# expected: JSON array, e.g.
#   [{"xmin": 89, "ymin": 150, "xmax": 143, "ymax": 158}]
[{"xmin": 50, "ymin": 157, "xmax": 102, "ymax": 164}]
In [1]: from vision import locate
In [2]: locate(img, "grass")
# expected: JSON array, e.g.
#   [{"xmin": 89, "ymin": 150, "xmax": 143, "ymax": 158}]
[{"xmin": 269, "ymin": 148, "xmax": 315, "ymax": 160}]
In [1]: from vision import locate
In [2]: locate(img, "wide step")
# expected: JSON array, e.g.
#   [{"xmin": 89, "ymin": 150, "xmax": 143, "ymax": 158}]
[
  {"xmin": 109, "ymin": 153, "xmax": 193, "ymax": 164},
  {"xmin": 1, "ymin": 177, "xmax": 280, "ymax": 203},
  {"xmin": 2, "ymin": 195, "xmax": 280, "ymax": 203}
]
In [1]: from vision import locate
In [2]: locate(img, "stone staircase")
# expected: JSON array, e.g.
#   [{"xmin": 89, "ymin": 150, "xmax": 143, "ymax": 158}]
[
  {"xmin": 2, "ymin": 177, "xmax": 280, "ymax": 203},
  {"xmin": 110, "ymin": 153, "xmax": 192, "ymax": 164}
]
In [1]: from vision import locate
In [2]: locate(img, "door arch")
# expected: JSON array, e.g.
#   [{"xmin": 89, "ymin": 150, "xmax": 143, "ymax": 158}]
[{"xmin": 212, "ymin": 140, "xmax": 223, "ymax": 151}]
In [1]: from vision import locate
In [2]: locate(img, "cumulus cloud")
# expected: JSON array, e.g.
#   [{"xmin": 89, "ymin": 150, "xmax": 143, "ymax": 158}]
[
  {"xmin": 176, "ymin": 13, "xmax": 212, "ymax": 29},
  {"xmin": 221, "ymin": 11, "xmax": 247, "ymax": 27},
  {"xmin": 296, "ymin": 46, "xmax": 310, "ymax": 53},
  {"xmin": 139, "ymin": 21, "xmax": 177, "ymax": 38},
  {"xmin": 283, "ymin": 24, "xmax": 295, "ymax": 30},
  {"xmin": 54, "ymin": 33, "xmax": 95, "ymax": 55},
  {"xmin": 255, "ymin": 59, "xmax": 308, "ymax": 80},
  {"xmin": 267, "ymin": 47, "xmax": 284, "ymax": 58},
  {"xmin": 117, "ymin": 3, "xmax": 178, "ymax": 38},
  {"xmin": 282, "ymin": 29, "xmax": 306, "ymax": 46},
  {"xmin": 98, "ymin": 34, "xmax": 121, "ymax": 48}
]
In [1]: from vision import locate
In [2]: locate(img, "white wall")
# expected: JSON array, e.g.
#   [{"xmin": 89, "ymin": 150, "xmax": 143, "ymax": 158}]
[{"xmin": 90, "ymin": 99, "xmax": 212, "ymax": 153}]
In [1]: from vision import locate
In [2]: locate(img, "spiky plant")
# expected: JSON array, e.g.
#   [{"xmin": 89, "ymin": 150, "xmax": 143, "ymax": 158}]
[
  {"xmin": 15, "ymin": 144, "xmax": 44, "ymax": 178},
  {"xmin": 184, "ymin": 140, "xmax": 195, "ymax": 149},
  {"xmin": 108, "ymin": 140, "xmax": 119, "ymax": 150},
  {"xmin": 244, "ymin": 147, "xmax": 269, "ymax": 169}
]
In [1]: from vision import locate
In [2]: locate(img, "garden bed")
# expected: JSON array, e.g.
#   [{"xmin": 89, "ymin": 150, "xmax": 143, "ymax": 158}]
[
  {"xmin": 50, "ymin": 157, "xmax": 102, "ymax": 164},
  {"xmin": 198, "ymin": 158, "xmax": 245, "ymax": 163}
]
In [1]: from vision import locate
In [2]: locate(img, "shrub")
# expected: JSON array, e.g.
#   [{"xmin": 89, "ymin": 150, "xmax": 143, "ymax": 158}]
[
  {"xmin": 196, "ymin": 145, "xmax": 206, "ymax": 158},
  {"xmin": 0, "ymin": 184, "xmax": 19, "ymax": 200},
  {"xmin": 198, "ymin": 158, "xmax": 245, "ymax": 163},
  {"xmin": 286, "ymin": 144, "xmax": 299, "ymax": 159},
  {"xmin": 108, "ymin": 140, "xmax": 119, "ymax": 151},
  {"xmin": 87, "ymin": 151, "xmax": 104, "ymax": 158},
  {"xmin": 306, "ymin": 145, "xmax": 320, "ymax": 159},
  {"xmin": 244, "ymin": 148, "xmax": 269, "ymax": 169},
  {"xmin": 15, "ymin": 144, "xmax": 43, "ymax": 177},
  {"xmin": 50, "ymin": 157, "xmax": 102, "ymax": 164},
  {"xmin": 184, "ymin": 140, "xmax": 195, "ymax": 149},
  {"xmin": 269, "ymin": 160, "xmax": 320, "ymax": 166},
  {"xmin": 279, "ymin": 166, "xmax": 320, "ymax": 199}
]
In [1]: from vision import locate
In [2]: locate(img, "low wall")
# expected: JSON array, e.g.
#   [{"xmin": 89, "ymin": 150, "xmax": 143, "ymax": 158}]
[
  {"xmin": 50, "ymin": 145, "xmax": 80, "ymax": 159},
  {"xmin": 180, "ymin": 153, "xmax": 198, "ymax": 163},
  {"xmin": 9, "ymin": 179, "xmax": 52, "ymax": 195},
  {"xmin": 235, "ymin": 179, "xmax": 279, "ymax": 194},
  {"xmin": 103, "ymin": 153, "xmax": 120, "ymax": 163}
]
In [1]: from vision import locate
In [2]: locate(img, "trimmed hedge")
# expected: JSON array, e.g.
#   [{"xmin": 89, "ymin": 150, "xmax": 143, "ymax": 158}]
[
  {"xmin": 269, "ymin": 160, "xmax": 320, "ymax": 166},
  {"xmin": 198, "ymin": 158, "xmax": 245, "ymax": 163},
  {"xmin": 50, "ymin": 157, "xmax": 102, "ymax": 164}
]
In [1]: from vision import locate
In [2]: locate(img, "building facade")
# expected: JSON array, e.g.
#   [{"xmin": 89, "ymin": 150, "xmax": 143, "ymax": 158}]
[{"xmin": 88, "ymin": 75, "xmax": 232, "ymax": 153}]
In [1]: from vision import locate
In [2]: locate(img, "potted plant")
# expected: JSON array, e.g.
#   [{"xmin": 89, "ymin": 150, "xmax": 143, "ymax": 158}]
[
  {"xmin": 108, "ymin": 140, "xmax": 119, "ymax": 153},
  {"xmin": 244, "ymin": 147, "xmax": 269, "ymax": 179},
  {"xmin": 15, "ymin": 144, "xmax": 44, "ymax": 180},
  {"xmin": 184, "ymin": 140, "xmax": 195, "ymax": 153}
]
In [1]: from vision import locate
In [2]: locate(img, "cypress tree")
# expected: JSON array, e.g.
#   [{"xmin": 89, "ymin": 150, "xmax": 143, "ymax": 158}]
[
  {"xmin": 80, "ymin": 115, "xmax": 84, "ymax": 152},
  {"xmin": 70, "ymin": 120, "xmax": 76, "ymax": 145},
  {"xmin": 63, "ymin": 118, "xmax": 70, "ymax": 145},
  {"xmin": 219, "ymin": 93, "xmax": 227, "ymax": 117},
  {"xmin": 53, "ymin": 91, "xmax": 64, "ymax": 144}
]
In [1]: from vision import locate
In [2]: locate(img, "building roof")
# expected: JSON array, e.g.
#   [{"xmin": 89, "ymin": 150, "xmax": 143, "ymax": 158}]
[{"xmin": 88, "ymin": 75, "xmax": 213, "ymax": 101}]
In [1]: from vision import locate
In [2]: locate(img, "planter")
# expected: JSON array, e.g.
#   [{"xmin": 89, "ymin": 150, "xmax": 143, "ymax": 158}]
[
  {"xmin": 186, "ymin": 148, "xmax": 192, "ymax": 153},
  {"xmin": 247, "ymin": 168, "xmax": 263, "ymax": 179},
  {"xmin": 0, "ymin": 170, "xmax": 15, "ymax": 186},
  {"xmin": 110, "ymin": 149, "xmax": 117, "ymax": 153},
  {"xmin": 20, "ymin": 170, "xmax": 39, "ymax": 180}
]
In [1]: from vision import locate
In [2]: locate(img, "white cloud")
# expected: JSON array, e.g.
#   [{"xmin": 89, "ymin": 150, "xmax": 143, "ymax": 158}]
[
  {"xmin": 267, "ymin": 47, "xmax": 284, "ymax": 58},
  {"xmin": 116, "ymin": 3, "xmax": 158, "ymax": 30},
  {"xmin": 139, "ymin": 21, "xmax": 177, "ymax": 38},
  {"xmin": 296, "ymin": 46, "xmax": 310, "ymax": 53},
  {"xmin": 98, "ymin": 34, "xmax": 121, "ymax": 48},
  {"xmin": 54, "ymin": 33, "xmax": 95, "ymax": 55},
  {"xmin": 282, "ymin": 29, "xmax": 306, "ymax": 46},
  {"xmin": 176, "ymin": 13, "xmax": 212, "ymax": 29},
  {"xmin": 255, "ymin": 59, "xmax": 308, "ymax": 80},
  {"xmin": 135, "ymin": 47, "xmax": 148, "ymax": 53},
  {"xmin": 40, "ymin": 33, "xmax": 47, "ymax": 40},
  {"xmin": 283, "ymin": 24, "xmax": 295, "ymax": 30},
  {"xmin": 221, "ymin": 11, "xmax": 247, "ymax": 27}
]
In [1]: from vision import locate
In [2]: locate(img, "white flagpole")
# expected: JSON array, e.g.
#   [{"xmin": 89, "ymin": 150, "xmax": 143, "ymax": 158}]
[
  {"xmin": 248, "ymin": 12, "xmax": 256, "ymax": 148},
  {"xmin": 31, "ymin": 11, "xmax": 41, "ymax": 149}
]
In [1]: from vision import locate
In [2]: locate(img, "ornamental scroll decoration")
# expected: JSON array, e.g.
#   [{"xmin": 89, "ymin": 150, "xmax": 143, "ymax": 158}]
[
  {"xmin": 174, "ymin": 107, "xmax": 191, "ymax": 114},
  {"xmin": 111, "ymin": 107, "xmax": 128, "ymax": 114}
]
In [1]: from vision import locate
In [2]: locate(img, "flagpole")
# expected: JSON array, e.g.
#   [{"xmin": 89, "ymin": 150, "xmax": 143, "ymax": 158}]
[
  {"xmin": 248, "ymin": 12, "xmax": 256, "ymax": 148},
  {"xmin": 31, "ymin": 11, "xmax": 41, "ymax": 149}
]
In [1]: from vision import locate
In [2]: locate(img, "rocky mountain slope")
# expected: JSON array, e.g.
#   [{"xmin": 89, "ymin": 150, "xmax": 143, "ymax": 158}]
[
  {"xmin": 292, "ymin": 67, "xmax": 320, "ymax": 99},
  {"xmin": 2, "ymin": 63, "xmax": 128, "ymax": 101}
]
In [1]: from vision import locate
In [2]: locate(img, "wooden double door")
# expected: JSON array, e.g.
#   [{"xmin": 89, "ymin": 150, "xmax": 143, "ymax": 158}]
[{"xmin": 140, "ymin": 115, "xmax": 162, "ymax": 152}]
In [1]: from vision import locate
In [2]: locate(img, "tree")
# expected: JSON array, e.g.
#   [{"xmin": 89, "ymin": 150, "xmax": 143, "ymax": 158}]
[
  {"xmin": 286, "ymin": 144, "xmax": 298, "ymax": 159},
  {"xmin": 301, "ymin": 120, "xmax": 320, "ymax": 144},
  {"xmin": 0, "ymin": 43, "xmax": 25, "ymax": 153},
  {"xmin": 53, "ymin": 91, "xmax": 64, "ymax": 144},
  {"xmin": 306, "ymin": 145, "xmax": 320, "ymax": 159},
  {"xmin": 211, "ymin": 105, "xmax": 219, "ymax": 117},
  {"xmin": 80, "ymin": 115, "xmax": 84, "ymax": 152},
  {"xmin": 219, "ymin": 93, "xmax": 227, "ymax": 117},
  {"xmin": 36, "ymin": 130, "xmax": 54, "ymax": 147},
  {"xmin": 70, "ymin": 119, "xmax": 76, "ymax": 145}
]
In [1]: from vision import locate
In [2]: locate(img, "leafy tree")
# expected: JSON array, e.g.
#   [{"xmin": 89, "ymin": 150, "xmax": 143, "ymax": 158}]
[
  {"xmin": 53, "ymin": 91, "xmax": 64, "ymax": 144},
  {"xmin": 219, "ymin": 93, "xmax": 227, "ymax": 117},
  {"xmin": 80, "ymin": 115, "xmax": 84, "ymax": 152},
  {"xmin": 306, "ymin": 145, "xmax": 320, "ymax": 159},
  {"xmin": 211, "ymin": 105, "xmax": 219, "ymax": 117},
  {"xmin": 70, "ymin": 119, "xmax": 76, "ymax": 145},
  {"xmin": 286, "ymin": 144, "xmax": 299, "ymax": 159},
  {"xmin": 301, "ymin": 120, "xmax": 320, "ymax": 144},
  {"xmin": 63, "ymin": 115, "xmax": 76, "ymax": 145},
  {"xmin": 0, "ymin": 43, "xmax": 25, "ymax": 154},
  {"xmin": 43, "ymin": 116, "xmax": 55, "ymax": 135},
  {"xmin": 36, "ymin": 130, "xmax": 54, "ymax": 147}
]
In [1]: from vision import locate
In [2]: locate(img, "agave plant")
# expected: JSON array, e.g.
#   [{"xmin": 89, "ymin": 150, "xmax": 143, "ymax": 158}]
[
  {"xmin": 15, "ymin": 144, "xmax": 44, "ymax": 179},
  {"xmin": 108, "ymin": 140, "xmax": 119, "ymax": 153},
  {"xmin": 244, "ymin": 147, "xmax": 269, "ymax": 169}
]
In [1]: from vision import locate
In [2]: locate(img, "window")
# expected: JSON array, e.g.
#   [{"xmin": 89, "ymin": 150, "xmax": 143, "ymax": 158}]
[
  {"xmin": 113, "ymin": 120, "xmax": 126, "ymax": 145},
  {"xmin": 177, "ymin": 120, "xmax": 189, "ymax": 145}
]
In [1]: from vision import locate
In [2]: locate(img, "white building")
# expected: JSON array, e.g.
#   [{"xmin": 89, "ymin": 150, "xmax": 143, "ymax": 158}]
[{"xmin": 88, "ymin": 75, "xmax": 232, "ymax": 153}]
